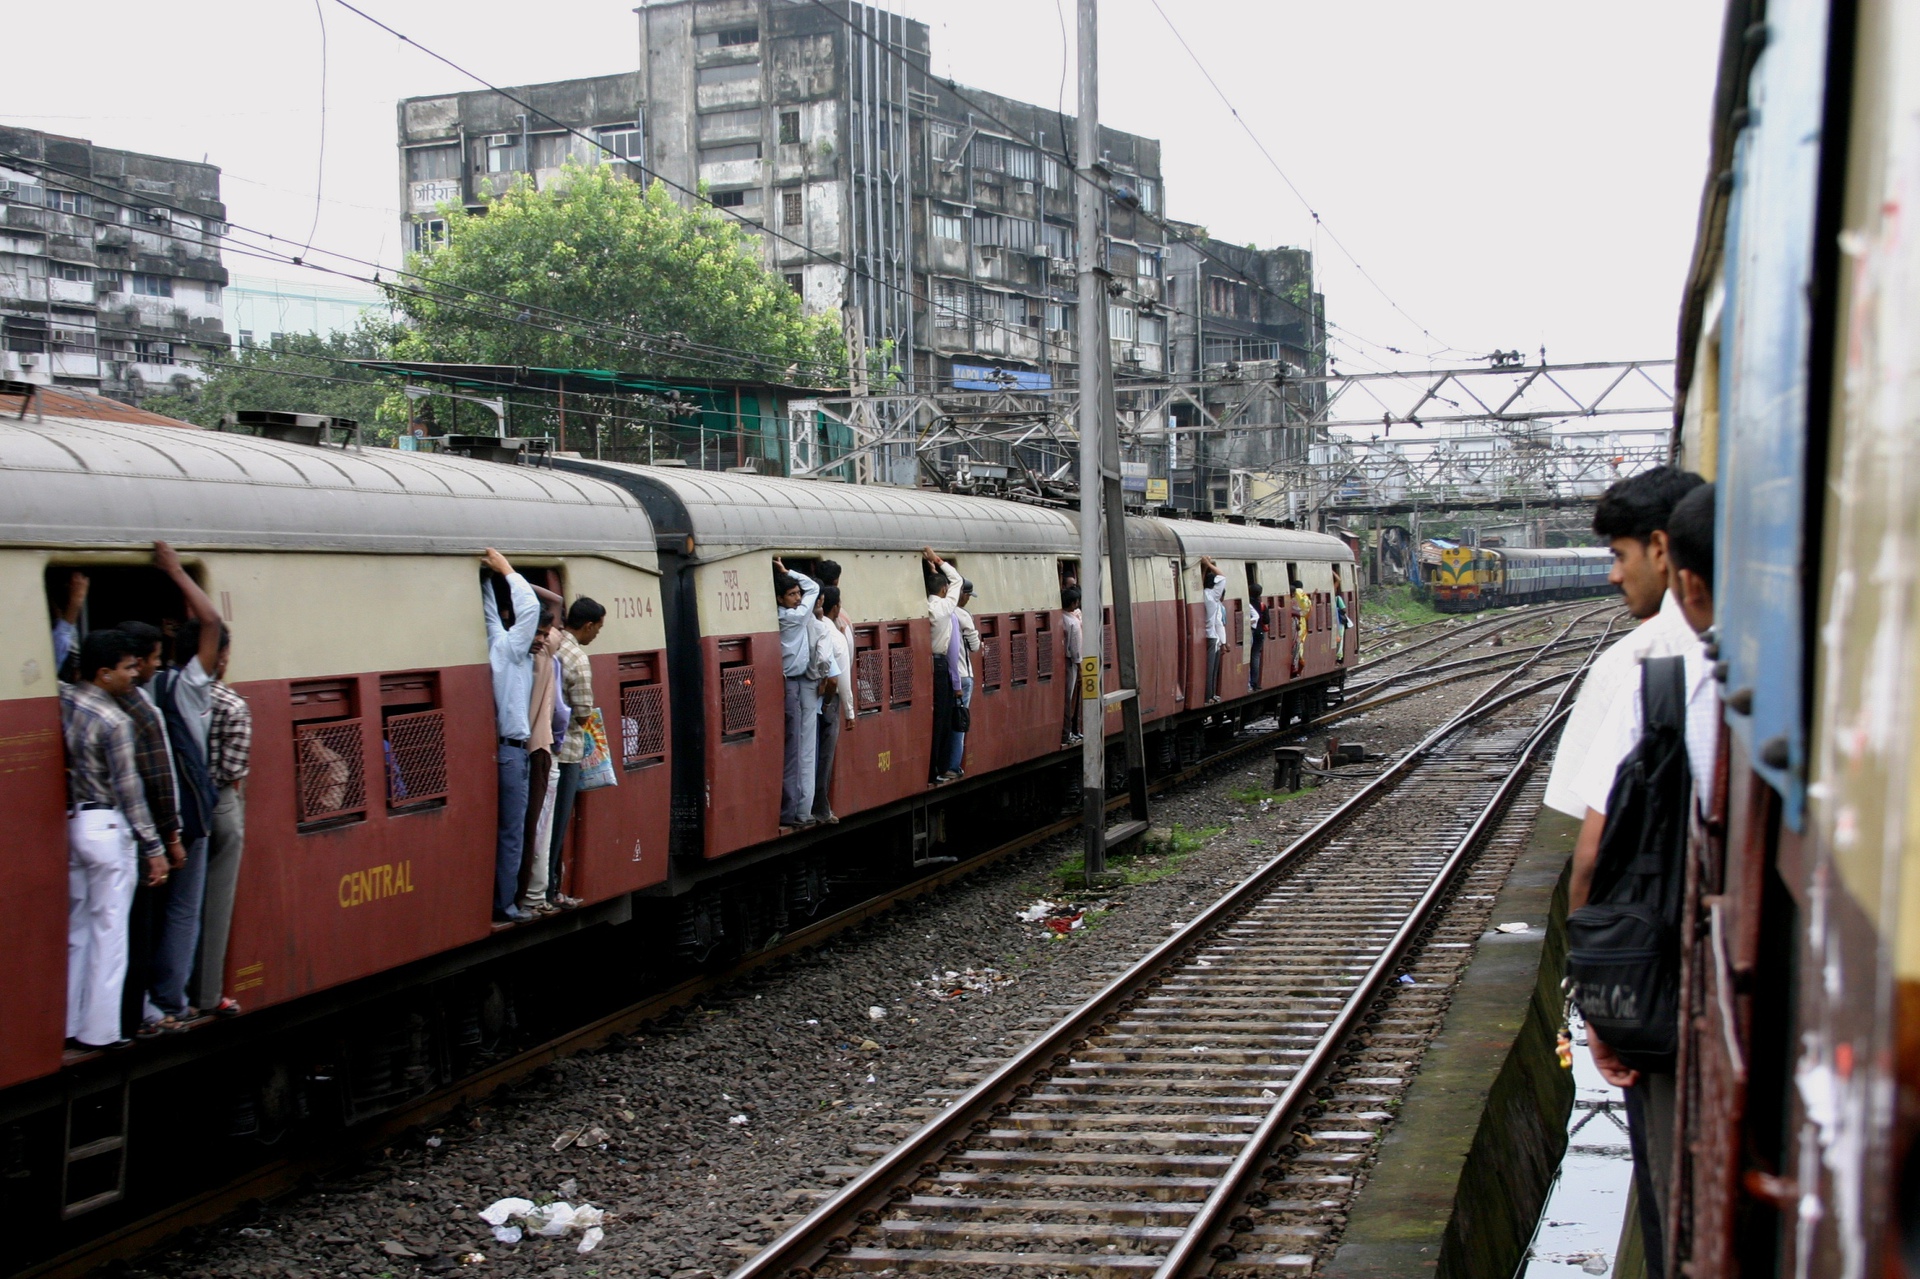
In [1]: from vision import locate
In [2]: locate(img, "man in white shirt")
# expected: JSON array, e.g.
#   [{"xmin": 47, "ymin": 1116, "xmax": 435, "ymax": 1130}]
[
  {"xmin": 1545, "ymin": 466, "xmax": 1707, "ymax": 863},
  {"xmin": 773, "ymin": 558, "xmax": 821, "ymax": 830},
  {"xmin": 940, "ymin": 579, "xmax": 983, "ymax": 781},
  {"xmin": 1199, "ymin": 555, "xmax": 1227, "ymax": 704},
  {"xmin": 922, "ymin": 548, "xmax": 964, "ymax": 783},
  {"xmin": 1567, "ymin": 482, "xmax": 1717, "ymax": 1279},
  {"xmin": 1061, "ymin": 586, "xmax": 1084, "ymax": 746},
  {"xmin": 811, "ymin": 586, "xmax": 852, "ymax": 823}
]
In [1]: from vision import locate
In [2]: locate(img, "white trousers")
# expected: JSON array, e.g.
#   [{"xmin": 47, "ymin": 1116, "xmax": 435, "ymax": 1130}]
[
  {"xmin": 523, "ymin": 755, "xmax": 558, "ymax": 901},
  {"xmin": 67, "ymin": 810, "xmax": 136, "ymax": 1046}
]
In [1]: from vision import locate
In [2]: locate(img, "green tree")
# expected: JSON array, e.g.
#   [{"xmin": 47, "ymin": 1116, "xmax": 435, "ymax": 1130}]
[
  {"xmin": 393, "ymin": 165, "xmax": 845, "ymax": 385},
  {"xmin": 144, "ymin": 319, "xmax": 407, "ymax": 439}
]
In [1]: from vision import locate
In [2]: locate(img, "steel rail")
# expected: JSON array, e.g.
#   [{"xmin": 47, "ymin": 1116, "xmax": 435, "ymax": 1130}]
[
  {"xmin": 728, "ymin": 609, "xmax": 1607, "ymax": 1277},
  {"xmin": 1342, "ymin": 597, "xmax": 1595, "ymax": 677}
]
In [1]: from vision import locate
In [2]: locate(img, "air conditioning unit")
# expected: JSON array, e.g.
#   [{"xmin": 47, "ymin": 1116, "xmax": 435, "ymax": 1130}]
[
  {"xmin": 1016, "ymin": 181, "xmax": 1034, "ymax": 195},
  {"xmin": 0, "ymin": 180, "xmax": 17, "ymax": 200}
]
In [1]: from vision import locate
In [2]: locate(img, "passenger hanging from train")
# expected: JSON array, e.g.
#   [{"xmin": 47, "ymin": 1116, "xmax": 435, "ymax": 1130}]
[
  {"xmin": 50, "ymin": 568, "xmax": 87, "ymax": 682},
  {"xmin": 1541, "ymin": 466, "xmax": 1705, "ymax": 824},
  {"xmin": 546, "ymin": 596, "xmax": 604, "ymax": 911},
  {"xmin": 143, "ymin": 542, "xmax": 227, "ymax": 1032},
  {"xmin": 1247, "ymin": 582, "xmax": 1267, "ymax": 690},
  {"xmin": 940, "ymin": 579, "xmax": 982, "ymax": 782},
  {"xmin": 1332, "ymin": 571, "xmax": 1351, "ymax": 663},
  {"xmin": 1200, "ymin": 556, "xmax": 1227, "ymax": 704},
  {"xmin": 62, "ymin": 629, "xmax": 167, "ymax": 1052},
  {"xmin": 773, "ymin": 557, "xmax": 822, "ymax": 831},
  {"xmin": 922, "ymin": 548, "xmax": 965, "ymax": 784},
  {"xmin": 802, "ymin": 584, "xmax": 841, "ymax": 816},
  {"xmin": 1565, "ymin": 482, "xmax": 1719, "ymax": 1279},
  {"xmin": 111, "ymin": 622, "xmax": 183, "ymax": 1040},
  {"xmin": 1290, "ymin": 578, "xmax": 1312, "ymax": 676},
  {"xmin": 812, "ymin": 586, "xmax": 854, "ymax": 824},
  {"xmin": 1060, "ymin": 585, "xmax": 1084, "ymax": 746},
  {"xmin": 516, "ymin": 611, "xmax": 569, "ymax": 916},
  {"xmin": 481, "ymin": 548, "xmax": 542, "ymax": 923},
  {"xmin": 196, "ymin": 652, "xmax": 251, "ymax": 1017}
]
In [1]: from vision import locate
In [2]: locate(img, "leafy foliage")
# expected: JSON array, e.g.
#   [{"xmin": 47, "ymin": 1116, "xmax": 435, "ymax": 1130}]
[
  {"xmin": 392, "ymin": 165, "xmax": 846, "ymax": 385},
  {"xmin": 142, "ymin": 320, "xmax": 406, "ymax": 437}
]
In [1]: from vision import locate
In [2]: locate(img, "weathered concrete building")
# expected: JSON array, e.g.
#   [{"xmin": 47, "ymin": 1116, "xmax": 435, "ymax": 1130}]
[
  {"xmin": 1163, "ymin": 226, "xmax": 1327, "ymax": 509},
  {"xmin": 0, "ymin": 127, "xmax": 227, "ymax": 401},
  {"xmin": 393, "ymin": 0, "xmax": 1166, "ymax": 395}
]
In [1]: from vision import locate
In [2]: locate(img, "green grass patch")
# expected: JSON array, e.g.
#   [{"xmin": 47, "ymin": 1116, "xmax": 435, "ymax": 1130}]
[
  {"xmin": 1230, "ymin": 785, "xmax": 1311, "ymax": 806},
  {"xmin": 1363, "ymin": 584, "xmax": 1446, "ymax": 630},
  {"xmin": 1050, "ymin": 822, "xmax": 1226, "ymax": 890}
]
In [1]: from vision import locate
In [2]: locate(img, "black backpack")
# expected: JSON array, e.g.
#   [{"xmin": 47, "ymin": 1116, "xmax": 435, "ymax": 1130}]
[{"xmin": 1565, "ymin": 655, "xmax": 1690, "ymax": 1072}]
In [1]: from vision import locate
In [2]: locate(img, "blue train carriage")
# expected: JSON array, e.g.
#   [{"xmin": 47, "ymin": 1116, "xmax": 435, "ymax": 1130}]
[
  {"xmin": 1661, "ymin": 0, "xmax": 1920, "ymax": 1273},
  {"xmin": 1485, "ymin": 546, "xmax": 1613, "ymax": 605}
]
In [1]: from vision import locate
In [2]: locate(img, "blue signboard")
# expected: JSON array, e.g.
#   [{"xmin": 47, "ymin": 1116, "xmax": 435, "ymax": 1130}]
[
  {"xmin": 1715, "ymin": 0, "xmax": 1831, "ymax": 829},
  {"xmin": 951, "ymin": 364, "xmax": 1053, "ymax": 392}
]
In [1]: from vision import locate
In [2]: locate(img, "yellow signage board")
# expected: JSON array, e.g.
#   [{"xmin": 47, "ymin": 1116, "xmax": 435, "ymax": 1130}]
[
  {"xmin": 1146, "ymin": 477, "xmax": 1169, "ymax": 503},
  {"xmin": 1080, "ymin": 656, "xmax": 1102, "ymax": 700}
]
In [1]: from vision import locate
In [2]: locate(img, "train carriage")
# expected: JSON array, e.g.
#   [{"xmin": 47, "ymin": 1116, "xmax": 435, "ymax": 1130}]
[{"xmin": 1485, "ymin": 546, "xmax": 1613, "ymax": 605}]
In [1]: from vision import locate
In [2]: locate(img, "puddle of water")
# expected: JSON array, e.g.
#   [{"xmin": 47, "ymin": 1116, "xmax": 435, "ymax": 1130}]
[{"xmin": 1522, "ymin": 1014, "xmax": 1633, "ymax": 1277}]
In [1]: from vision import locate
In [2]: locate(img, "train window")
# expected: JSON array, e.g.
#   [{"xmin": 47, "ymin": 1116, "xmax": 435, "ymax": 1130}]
[
  {"xmin": 42, "ymin": 561, "xmax": 200, "ymax": 681},
  {"xmin": 886, "ymin": 623, "xmax": 913, "ymax": 709},
  {"xmin": 1101, "ymin": 607, "xmax": 1115, "ymax": 671},
  {"xmin": 1034, "ymin": 612, "xmax": 1054, "ymax": 682},
  {"xmin": 379, "ymin": 672, "xmax": 447, "ymax": 813},
  {"xmin": 1057, "ymin": 558, "xmax": 1079, "ymax": 595},
  {"xmin": 619, "ymin": 651, "xmax": 668, "ymax": 770},
  {"xmin": 291, "ymin": 678, "xmax": 367, "ymax": 829},
  {"xmin": 1230, "ymin": 598, "xmax": 1244, "ymax": 648},
  {"xmin": 852, "ymin": 625, "xmax": 884, "ymax": 715},
  {"xmin": 978, "ymin": 615, "xmax": 1002, "ymax": 692},
  {"xmin": 717, "ymin": 638, "xmax": 757, "ymax": 741},
  {"xmin": 1009, "ymin": 614, "xmax": 1030, "ymax": 686}
]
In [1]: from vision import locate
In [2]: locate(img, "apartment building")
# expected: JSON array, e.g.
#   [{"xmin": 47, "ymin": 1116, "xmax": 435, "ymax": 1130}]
[
  {"xmin": 394, "ymin": 0, "xmax": 1167, "ymax": 397},
  {"xmin": 0, "ymin": 126, "xmax": 227, "ymax": 401}
]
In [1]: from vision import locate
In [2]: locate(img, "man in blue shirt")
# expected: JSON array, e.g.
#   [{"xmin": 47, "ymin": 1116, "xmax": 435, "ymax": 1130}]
[
  {"xmin": 773, "ymin": 558, "xmax": 820, "ymax": 831},
  {"xmin": 482, "ymin": 548, "xmax": 540, "ymax": 921}
]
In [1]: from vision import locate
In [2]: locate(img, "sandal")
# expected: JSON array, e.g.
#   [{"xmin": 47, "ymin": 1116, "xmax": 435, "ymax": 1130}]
[
  {"xmin": 137, "ymin": 1016, "xmax": 188, "ymax": 1038},
  {"xmin": 211, "ymin": 997, "xmax": 243, "ymax": 1017}
]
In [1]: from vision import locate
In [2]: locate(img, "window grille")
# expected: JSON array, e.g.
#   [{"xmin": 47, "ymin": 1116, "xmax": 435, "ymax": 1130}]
[
  {"xmin": 383, "ymin": 710, "xmax": 447, "ymax": 809},
  {"xmin": 720, "ymin": 665, "xmax": 757, "ymax": 737},
  {"xmin": 297, "ymin": 721, "xmax": 366, "ymax": 824},
  {"xmin": 621, "ymin": 682, "xmax": 667, "ymax": 768}
]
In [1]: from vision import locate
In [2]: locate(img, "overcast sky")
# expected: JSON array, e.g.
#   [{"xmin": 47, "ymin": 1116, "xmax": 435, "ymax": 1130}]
[{"xmin": 0, "ymin": 0, "xmax": 1723, "ymax": 372}]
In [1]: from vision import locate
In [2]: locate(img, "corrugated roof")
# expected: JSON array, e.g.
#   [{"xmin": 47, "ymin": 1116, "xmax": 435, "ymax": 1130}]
[
  {"xmin": 0, "ymin": 419, "xmax": 656, "ymax": 557},
  {"xmin": 5, "ymin": 384, "xmax": 203, "ymax": 428}
]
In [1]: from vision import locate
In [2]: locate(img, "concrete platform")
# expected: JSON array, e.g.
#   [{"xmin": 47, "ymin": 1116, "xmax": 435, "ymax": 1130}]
[{"xmin": 1320, "ymin": 807, "xmax": 1580, "ymax": 1279}]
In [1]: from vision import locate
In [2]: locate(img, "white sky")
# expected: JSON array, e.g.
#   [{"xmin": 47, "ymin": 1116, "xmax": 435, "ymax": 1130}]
[{"xmin": 0, "ymin": 0, "xmax": 1723, "ymax": 372}]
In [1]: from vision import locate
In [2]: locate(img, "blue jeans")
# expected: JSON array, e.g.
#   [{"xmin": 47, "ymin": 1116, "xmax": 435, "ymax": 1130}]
[
  {"xmin": 546, "ymin": 760, "xmax": 582, "ymax": 900},
  {"xmin": 495, "ymin": 742, "xmax": 530, "ymax": 915},
  {"xmin": 782, "ymin": 676, "xmax": 821, "ymax": 825},
  {"xmin": 945, "ymin": 675, "xmax": 974, "ymax": 774},
  {"xmin": 148, "ymin": 834, "xmax": 209, "ymax": 1017}
]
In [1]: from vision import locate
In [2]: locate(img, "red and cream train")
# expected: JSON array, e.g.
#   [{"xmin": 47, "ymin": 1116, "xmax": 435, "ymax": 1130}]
[{"xmin": 0, "ymin": 406, "xmax": 1355, "ymax": 1252}]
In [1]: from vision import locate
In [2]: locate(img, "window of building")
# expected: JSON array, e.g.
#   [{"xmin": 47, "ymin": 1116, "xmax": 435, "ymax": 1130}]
[
  {"xmin": 782, "ymin": 190, "xmax": 803, "ymax": 226},
  {"xmin": 1109, "ymin": 305, "xmax": 1137, "ymax": 342},
  {"xmin": 784, "ymin": 272, "xmax": 803, "ymax": 294},
  {"xmin": 97, "ymin": 270, "xmax": 122, "ymax": 293},
  {"xmin": 1041, "ymin": 222, "xmax": 1072, "ymax": 259},
  {"xmin": 779, "ymin": 111, "xmax": 802, "ymax": 145},
  {"xmin": 1006, "ymin": 146, "xmax": 1038, "ymax": 181},
  {"xmin": 130, "ymin": 273, "xmax": 172, "ymax": 298},
  {"xmin": 929, "ymin": 122, "xmax": 961, "ymax": 161},
  {"xmin": 51, "ymin": 262, "xmax": 92, "ymax": 282},
  {"xmin": 696, "ymin": 25, "xmax": 759, "ymax": 49},
  {"xmin": 1139, "ymin": 314, "xmax": 1165, "ymax": 348},
  {"xmin": 1046, "ymin": 301, "xmax": 1074, "ymax": 333},
  {"xmin": 238, "ymin": 330, "xmax": 254, "ymax": 348},
  {"xmin": 696, "ymin": 62, "xmax": 761, "ymax": 87},
  {"xmin": 934, "ymin": 279, "xmax": 968, "ymax": 326},
  {"xmin": 48, "ymin": 189, "xmax": 86, "ymax": 215},
  {"xmin": 1044, "ymin": 155, "xmax": 1069, "ymax": 190},
  {"xmin": 971, "ymin": 137, "xmax": 1006, "ymax": 173},
  {"xmin": 1137, "ymin": 250, "xmax": 1161, "ymax": 280},
  {"xmin": 133, "ymin": 339, "xmax": 174, "ymax": 362},
  {"xmin": 406, "ymin": 145, "xmax": 461, "ymax": 181},
  {"xmin": 203, "ymin": 280, "xmax": 222, "ymax": 303},
  {"xmin": 410, "ymin": 218, "xmax": 448, "ymax": 254},
  {"xmin": 699, "ymin": 141, "xmax": 763, "ymax": 165},
  {"xmin": 268, "ymin": 333, "xmax": 285, "ymax": 348},
  {"xmin": 530, "ymin": 134, "xmax": 573, "ymax": 169},
  {"xmin": 699, "ymin": 108, "xmax": 764, "ymax": 142},
  {"xmin": 484, "ymin": 134, "xmax": 524, "ymax": 173},
  {"xmin": 595, "ymin": 125, "xmax": 642, "ymax": 161},
  {"xmin": 930, "ymin": 209, "xmax": 965, "ymax": 243},
  {"xmin": 710, "ymin": 188, "xmax": 762, "ymax": 208}
]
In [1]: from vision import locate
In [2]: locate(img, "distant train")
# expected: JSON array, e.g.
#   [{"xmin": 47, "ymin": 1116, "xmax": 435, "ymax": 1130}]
[{"xmin": 1427, "ymin": 543, "xmax": 1614, "ymax": 612}]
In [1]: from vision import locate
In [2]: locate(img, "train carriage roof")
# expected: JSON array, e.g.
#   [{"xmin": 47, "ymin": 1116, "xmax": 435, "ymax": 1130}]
[
  {"xmin": 1151, "ymin": 518, "xmax": 1354, "ymax": 564},
  {"xmin": 0, "ymin": 417, "xmax": 657, "ymax": 558},
  {"xmin": 1487, "ymin": 546, "xmax": 1612, "ymax": 563}
]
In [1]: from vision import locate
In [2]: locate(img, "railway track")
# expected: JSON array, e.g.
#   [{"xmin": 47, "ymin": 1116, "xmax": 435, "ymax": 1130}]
[
  {"xmin": 729, "ymin": 615, "xmax": 1603, "ymax": 1277},
  {"xmin": 32, "ymin": 604, "xmax": 1608, "ymax": 1279}
]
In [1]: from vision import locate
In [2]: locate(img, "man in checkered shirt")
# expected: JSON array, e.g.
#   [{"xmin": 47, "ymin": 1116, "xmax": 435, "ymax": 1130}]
[
  {"xmin": 544, "ymin": 597, "xmax": 605, "ymax": 910},
  {"xmin": 197, "ymin": 654, "xmax": 252, "ymax": 1016}
]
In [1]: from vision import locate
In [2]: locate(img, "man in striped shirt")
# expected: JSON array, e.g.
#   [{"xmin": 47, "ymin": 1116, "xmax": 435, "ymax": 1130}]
[
  {"xmin": 62, "ymin": 630, "xmax": 167, "ymax": 1051},
  {"xmin": 196, "ymin": 660, "xmax": 252, "ymax": 1016}
]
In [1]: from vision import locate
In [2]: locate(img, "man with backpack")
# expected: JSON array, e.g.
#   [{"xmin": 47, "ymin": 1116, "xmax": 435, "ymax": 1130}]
[{"xmin": 1565, "ymin": 483, "xmax": 1718, "ymax": 1278}]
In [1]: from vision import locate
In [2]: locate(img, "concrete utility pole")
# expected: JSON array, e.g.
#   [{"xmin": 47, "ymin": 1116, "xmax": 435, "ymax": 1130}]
[{"xmin": 1076, "ymin": 0, "xmax": 1150, "ymax": 877}]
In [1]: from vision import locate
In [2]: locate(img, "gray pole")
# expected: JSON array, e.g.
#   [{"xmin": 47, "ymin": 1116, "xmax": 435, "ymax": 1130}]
[{"xmin": 1076, "ymin": 0, "xmax": 1110, "ymax": 875}]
